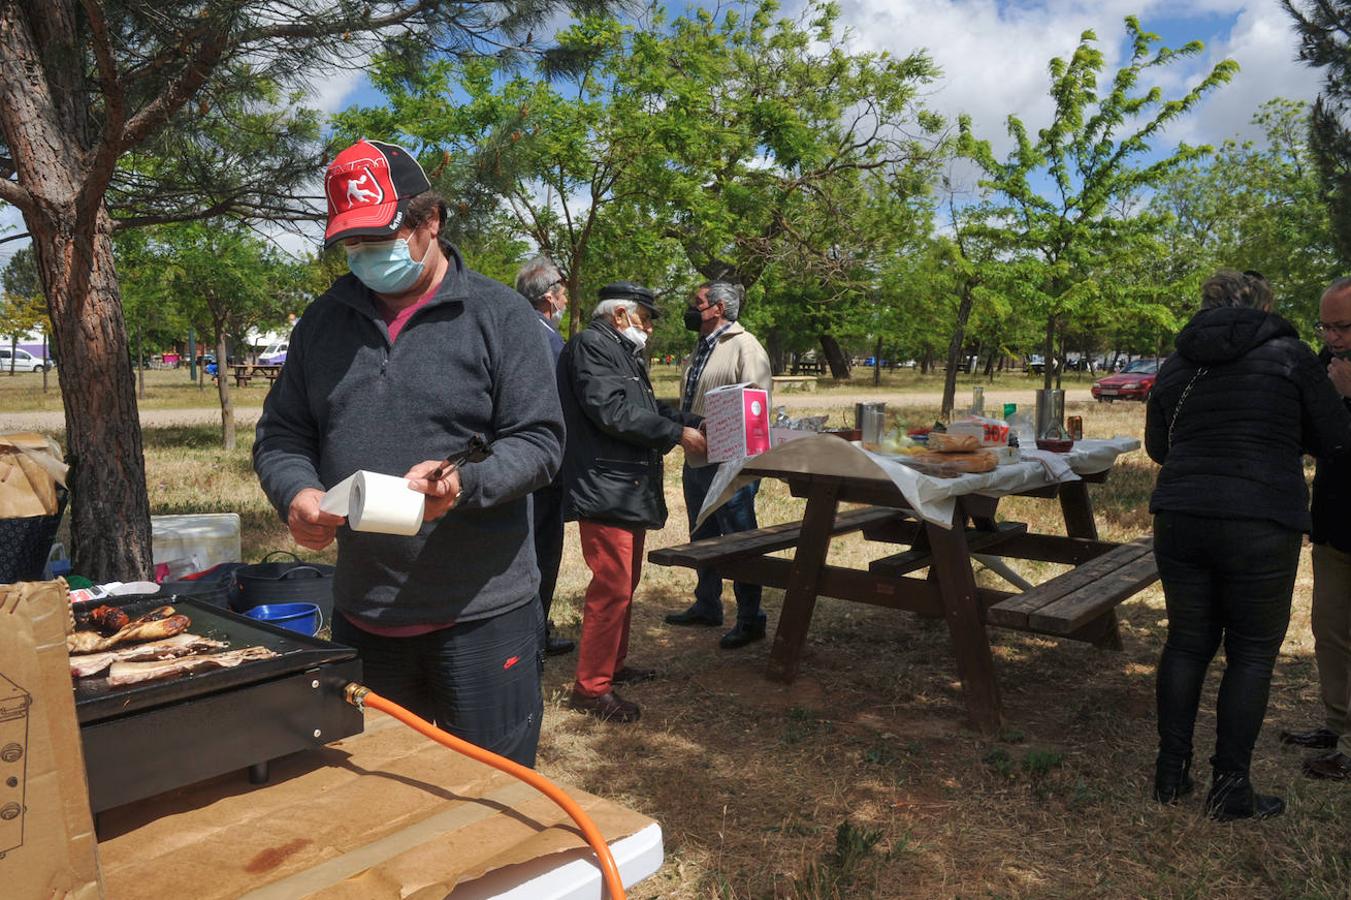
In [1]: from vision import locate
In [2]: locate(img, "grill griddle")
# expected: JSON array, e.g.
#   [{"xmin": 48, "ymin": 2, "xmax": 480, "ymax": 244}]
[{"xmin": 74, "ymin": 596, "xmax": 355, "ymax": 724}]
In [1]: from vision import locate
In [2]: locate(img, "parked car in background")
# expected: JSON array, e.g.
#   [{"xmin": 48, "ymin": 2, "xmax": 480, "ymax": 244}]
[
  {"xmin": 1091, "ymin": 358, "xmax": 1163, "ymax": 402},
  {"xmin": 258, "ymin": 342, "xmax": 287, "ymax": 366},
  {"xmin": 0, "ymin": 347, "xmax": 53, "ymax": 372}
]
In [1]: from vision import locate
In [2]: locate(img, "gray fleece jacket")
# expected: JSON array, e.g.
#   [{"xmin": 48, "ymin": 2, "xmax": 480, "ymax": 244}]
[{"xmin": 253, "ymin": 245, "xmax": 564, "ymax": 626}]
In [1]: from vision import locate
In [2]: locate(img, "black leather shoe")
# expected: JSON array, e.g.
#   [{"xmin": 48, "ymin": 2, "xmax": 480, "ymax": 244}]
[
  {"xmin": 664, "ymin": 606, "xmax": 723, "ymax": 627},
  {"xmin": 613, "ymin": 665, "xmax": 658, "ymax": 685},
  {"xmin": 1279, "ymin": 727, "xmax": 1340, "ymax": 749},
  {"xmin": 1153, "ymin": 755, "xmax": 1194, "ymax": 804},
  {"xmin": 719, "ymin": 618, "xmax": 767, "ymax": 650},
  {"xmin": 544, "ymin": 633, "xmax": 575, "ymax": 655},
  {"xmin": 1303, "ymin": 750, "xmax": 1351, "ymax": 780},
  {"xmin": 568, "ymin": 689, "xmax": 641, "ymax": 723},
  {"xmin": 1205, "ymin": 773, "xmax": 1285, "ymax": 821}
]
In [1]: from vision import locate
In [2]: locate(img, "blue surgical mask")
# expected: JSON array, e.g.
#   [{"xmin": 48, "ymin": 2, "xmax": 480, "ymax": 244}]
[{"xmin": 346, "ymin": 238, "xmax": 425, "ymax": 295}]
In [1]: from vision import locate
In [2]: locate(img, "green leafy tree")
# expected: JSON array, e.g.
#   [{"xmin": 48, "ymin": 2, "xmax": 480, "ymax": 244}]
[
  {"xmin": 0, "ymin": 247, "xmax": 48, "ymax": 377},
  {"xmin": 959, "ymin": 18, "xmax": 1236, "ymax": 389},
  {"xmin": 335, "ymin": 15, "xmax": 647, "ymax": 335},
  {"xmin": 1150, "ymin": 99, "xmax": 1340, "ymax": 328},
  {"xmin": 0, "ymin": 1, "xmax": 606, "ymax": 579},
  {"xmin": 616, "ymin": 0, "xmax": 943, "ymax": 376},
  {"xmin": 1285, "ymin": 1, "xmax": 1351, "ymax": 265},
  {"xmin": 136, "ymin": 224, "xmax": 307, "ymax": 449}
]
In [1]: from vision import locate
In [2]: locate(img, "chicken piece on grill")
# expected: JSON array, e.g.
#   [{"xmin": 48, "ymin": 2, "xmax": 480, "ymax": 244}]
[
  {"xmin": 67, "ymin": 614, "xmax": 191, "ymax": 655},
  {"xmin": 87, "ymin": 604, "xmax": 130, "ymax": 635}
]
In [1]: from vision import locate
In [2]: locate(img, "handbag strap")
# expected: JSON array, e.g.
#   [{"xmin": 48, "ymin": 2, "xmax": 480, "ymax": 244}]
[{"xmin": 1168, "ymin": 367, "xmax": 1208, "ymax": 449}]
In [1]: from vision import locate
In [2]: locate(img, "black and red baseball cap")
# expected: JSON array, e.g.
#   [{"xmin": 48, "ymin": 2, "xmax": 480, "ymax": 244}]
[{"xmin": 323, "ymin": 139, "xmax": 431, "ymax": 248}]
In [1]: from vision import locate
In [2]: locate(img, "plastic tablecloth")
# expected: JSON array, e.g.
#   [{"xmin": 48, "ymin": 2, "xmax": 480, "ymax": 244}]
[{"xmin": 696, "ymin": 435, "xmax": 1142, "ymax": 529}]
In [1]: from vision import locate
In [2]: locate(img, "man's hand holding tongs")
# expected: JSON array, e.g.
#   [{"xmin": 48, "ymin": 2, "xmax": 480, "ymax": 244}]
[{"xmin": 403, "ymin": 434, "xmax": 493, "ymax": 522}]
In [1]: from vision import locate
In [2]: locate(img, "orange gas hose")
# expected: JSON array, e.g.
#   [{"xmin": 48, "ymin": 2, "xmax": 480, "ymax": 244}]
[{"xmin": 346, "ymin": 684, "xmax": 626, "ymax": 900}]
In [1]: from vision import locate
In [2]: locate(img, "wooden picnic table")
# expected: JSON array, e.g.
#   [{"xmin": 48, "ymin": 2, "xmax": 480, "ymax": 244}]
[
  {"xmin": 648, "ymin": 436, "xmax": 1157, "ymax": 733},
  {"xmin": 226, "ymin": 363, "xmax": 283, "ymax": 388}
]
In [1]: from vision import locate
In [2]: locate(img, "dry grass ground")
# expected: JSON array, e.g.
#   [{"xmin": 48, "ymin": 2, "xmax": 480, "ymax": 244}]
[{"xmin": 21, "ymin": 384, "xmax": 1351, "ymax": 897}]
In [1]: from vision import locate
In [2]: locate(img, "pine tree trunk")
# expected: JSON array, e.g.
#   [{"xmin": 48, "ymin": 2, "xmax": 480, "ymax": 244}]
[
  {"xmin": 215, "ymin": 329, "xmax": 235, "ymax": 450},
  {"xmin": 873, "ymin": 336, "xmax": 882, "ymax": 387},
  {"xmin": 28, "ymin": 210, "xmax": 153, "ymax": 581},
  {"xmin": 818, "ymin": 334, "xmax": 851, "ymax": 379},
  {"xmin": 766, "ymin": 327, "xmax": 786, "ymax": 376},
  {"xmin": 8, "ymin": 334, "xmax": 16, "ymax": 375},
  {"xmin": 136, "ymin": 319, "xmax": 144, "ymax": 399}
]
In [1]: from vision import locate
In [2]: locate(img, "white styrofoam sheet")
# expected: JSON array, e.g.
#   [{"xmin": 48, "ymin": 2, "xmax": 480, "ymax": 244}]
[{"xmin": 450, "ymin": 822, "xmax": 664, "ymax": 899}]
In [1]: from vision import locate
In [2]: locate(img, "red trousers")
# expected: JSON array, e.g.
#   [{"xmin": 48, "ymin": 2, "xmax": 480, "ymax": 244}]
[{"xmin": 574, "ymin": 520, "xmax": 645, "ymax": 698}]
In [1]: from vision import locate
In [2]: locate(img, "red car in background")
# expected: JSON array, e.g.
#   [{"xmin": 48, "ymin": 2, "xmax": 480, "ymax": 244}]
[{"xmin": 1091, "ymin": 358, "xmax": 1163, "ymax": 402}]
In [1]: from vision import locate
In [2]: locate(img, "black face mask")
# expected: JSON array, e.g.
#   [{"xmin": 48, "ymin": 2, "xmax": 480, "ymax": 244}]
[{"xmin": 683, "ymin": 307, "xmax": 705, "ymax": 332}]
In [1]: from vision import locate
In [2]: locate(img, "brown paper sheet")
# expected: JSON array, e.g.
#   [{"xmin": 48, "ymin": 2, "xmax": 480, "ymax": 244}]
[
  {"xmin": 0, "ymin": 580, "xmax": 103, "ymax": 899},
  {"xmin": 0, "ymin": 432, "xmax": 67, "ymax": 517},
  {"xmin": 99, "ymin": 713, "xmax": 654, "ymax": 898}
]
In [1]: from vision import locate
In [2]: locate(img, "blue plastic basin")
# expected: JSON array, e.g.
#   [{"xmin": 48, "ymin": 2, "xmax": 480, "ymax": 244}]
[{"xmin": 244, "ymin": 602, "xmax": 321, "ymax": 636}]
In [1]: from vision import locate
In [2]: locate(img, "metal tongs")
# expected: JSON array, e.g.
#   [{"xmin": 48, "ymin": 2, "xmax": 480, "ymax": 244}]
[{"xmin": 426, "ymin": 434, "xmax": 492, "ymax": 482}]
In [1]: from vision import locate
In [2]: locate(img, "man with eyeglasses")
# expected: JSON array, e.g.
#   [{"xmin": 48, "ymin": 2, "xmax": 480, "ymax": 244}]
[
  {"xmin": 254, "ymin": 140, "xmax": 564, "ymax": 766},
  {"xmin": 515, "ymin": 256, "xmax": 576, "ymax": 657},
  {"xmin": 1283, "ymin": 277, "xmax": 1351, "ymax": 780}
]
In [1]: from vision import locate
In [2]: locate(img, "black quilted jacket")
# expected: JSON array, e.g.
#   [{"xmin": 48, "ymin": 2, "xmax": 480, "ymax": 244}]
[{"xmin": 1146, "ymin": 306, "xmax": 1351, "ymax": 533}]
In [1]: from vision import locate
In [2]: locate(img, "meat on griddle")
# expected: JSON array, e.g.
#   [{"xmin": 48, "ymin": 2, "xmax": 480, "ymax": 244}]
[
  {"xmin": 87, "ymin": 604, "xmax": 130, "ymax": 635},
  {"xmin": 107, "ymin": 646, "xmax": 278, "ymax": 686},
  {"xmin": 68, "ymin": 613, "xmax": 191, "ymax": 655},
  {"xmin": 69, "ymin": 634, "xmax": 230, "ymax": 678}
]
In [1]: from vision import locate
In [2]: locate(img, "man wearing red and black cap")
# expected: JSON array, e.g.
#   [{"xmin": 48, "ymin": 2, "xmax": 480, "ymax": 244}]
[{"xmin": 254, "ymin": 140, "xmax": 565, "ymax": 766}]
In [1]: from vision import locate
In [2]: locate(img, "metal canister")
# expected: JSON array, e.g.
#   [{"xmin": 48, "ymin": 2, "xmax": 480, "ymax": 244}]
[{"xmin": 1067, "ymin": 415, "xmax": 1083, "ymax": 441}]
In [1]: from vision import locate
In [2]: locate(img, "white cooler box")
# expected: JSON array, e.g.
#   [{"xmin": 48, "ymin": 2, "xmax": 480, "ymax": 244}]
[{"xmin": 151, "ymin": 513, "xmax": 242, "ymax": 578}]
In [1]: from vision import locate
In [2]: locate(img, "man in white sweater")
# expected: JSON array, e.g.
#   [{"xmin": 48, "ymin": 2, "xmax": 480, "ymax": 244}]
[{"xmin": 664, "ymin": 281, "xmax": 774, "ymax": 648}]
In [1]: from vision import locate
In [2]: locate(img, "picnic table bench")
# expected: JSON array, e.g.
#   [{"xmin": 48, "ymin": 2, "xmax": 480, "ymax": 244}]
[
  {"xmin": 648, "ymin": 435, "xmax": 1156, "ymax": 733},
  {"xmin": 771, "ymin": 374, "xmax": 818, "ymax": 393}
]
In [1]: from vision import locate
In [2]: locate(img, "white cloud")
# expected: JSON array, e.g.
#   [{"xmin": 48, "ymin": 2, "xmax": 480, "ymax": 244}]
[
  {"xmin": 1162, "ymin": 4, "xmax": 1320, "ymax": 148},
  {"xmin": 827, "ymin": 0, "xmax": 1321, "ymax": 156}
]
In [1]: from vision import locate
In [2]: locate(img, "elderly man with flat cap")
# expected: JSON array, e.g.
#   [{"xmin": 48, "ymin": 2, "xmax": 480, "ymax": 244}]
[
  {"xmin": 557, "ymin": 281, "xmax": 705, "ymax": 722},
  {"xmin": 254, "ymin": 139, "xmax": 564, "ymax": 767}
]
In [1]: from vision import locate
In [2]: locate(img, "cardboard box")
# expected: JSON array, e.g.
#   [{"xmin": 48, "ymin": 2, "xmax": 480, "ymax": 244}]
[
  {"xmin": 0, "ymin": 580, "xmax": 102, "ymax": 898},
  {"xmin": 98, "ymin": 713, "xmax": 659, "ymax": 898},
  {"xmin": 704, "ymin": 383, "xmax": 771, "ymax": 463}
]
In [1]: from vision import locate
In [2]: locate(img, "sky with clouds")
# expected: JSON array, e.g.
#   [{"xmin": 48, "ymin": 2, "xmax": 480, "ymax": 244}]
[
  {"xmin": 827, "ymin": 0, "xmax": 1319, "ymax": 154},
  {"xmin": 0, "ymin": 0, "xmax": 1326, "ymax": 265}
]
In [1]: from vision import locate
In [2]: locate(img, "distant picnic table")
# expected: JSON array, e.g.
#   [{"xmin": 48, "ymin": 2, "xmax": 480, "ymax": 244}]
[
  {"xmin": 222, "ymin": 363, "xmax": 282, "ymax": 388},
  {"xmin": 648, "ymin": 435, "xmax": 1154, "ymax": 733}
]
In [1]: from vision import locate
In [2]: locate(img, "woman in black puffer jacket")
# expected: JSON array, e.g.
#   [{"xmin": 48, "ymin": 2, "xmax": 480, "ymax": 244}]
[{"xmin": 1147, "ymin": 270, "xmax": 1351, "ymax": 820}]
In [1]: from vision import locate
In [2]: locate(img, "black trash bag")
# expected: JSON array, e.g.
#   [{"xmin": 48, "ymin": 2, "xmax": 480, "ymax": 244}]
[{"xmin": 0, "ymin": 486, "xmax": 66, "ymax": 584}]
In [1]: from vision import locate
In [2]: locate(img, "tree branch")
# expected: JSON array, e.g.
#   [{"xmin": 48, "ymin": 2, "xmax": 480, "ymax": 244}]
[
  {"xmin": 0, "ymin": 178, "xmax": 34, "ymax": 215},
  {"xmin": 120, "ymin": 27, "xmax": 229, "ymax": 152},
  {"xmin": 242, "ymin": 1, "xmax": 440, "ymax": 42}
]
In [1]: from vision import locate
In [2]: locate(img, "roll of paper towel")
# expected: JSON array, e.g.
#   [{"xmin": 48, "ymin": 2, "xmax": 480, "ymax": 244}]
[{"xmin": 319, "ymin": 471, "xmax": 426, "ymax": 536}]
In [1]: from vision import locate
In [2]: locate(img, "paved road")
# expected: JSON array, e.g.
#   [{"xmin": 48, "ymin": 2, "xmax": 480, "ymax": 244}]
[{"xmin": 0, "ymin": 387, "xmax": 1103, "ymax": 433}]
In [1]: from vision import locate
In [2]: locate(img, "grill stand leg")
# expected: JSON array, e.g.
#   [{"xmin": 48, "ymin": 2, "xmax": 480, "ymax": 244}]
[{"xmin": 248, "ymin": 761, "xmax": 270, "ymax": 784}]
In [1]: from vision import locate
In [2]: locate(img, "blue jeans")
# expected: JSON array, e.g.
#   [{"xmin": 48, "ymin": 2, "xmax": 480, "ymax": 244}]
[
  {"xmin": 683, "ymin": 463, "xmax": 763, "ymax": 626},
  {"xmin": 1153, "ymin": 511, "xmax": 1300, "ymax": 776},
  {"xmin": 332, "ymin": 599, "xmax": 545, "ymax": 767}
]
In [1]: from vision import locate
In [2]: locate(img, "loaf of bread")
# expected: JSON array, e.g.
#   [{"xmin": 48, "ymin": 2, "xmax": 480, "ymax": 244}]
[
  {"xmin": 924, "ymin": 431, "xmax": 983, "ymax": 453},
  {"xmin": 903, "ymin": 449, "xmax": 999, "ymax": 477}
]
